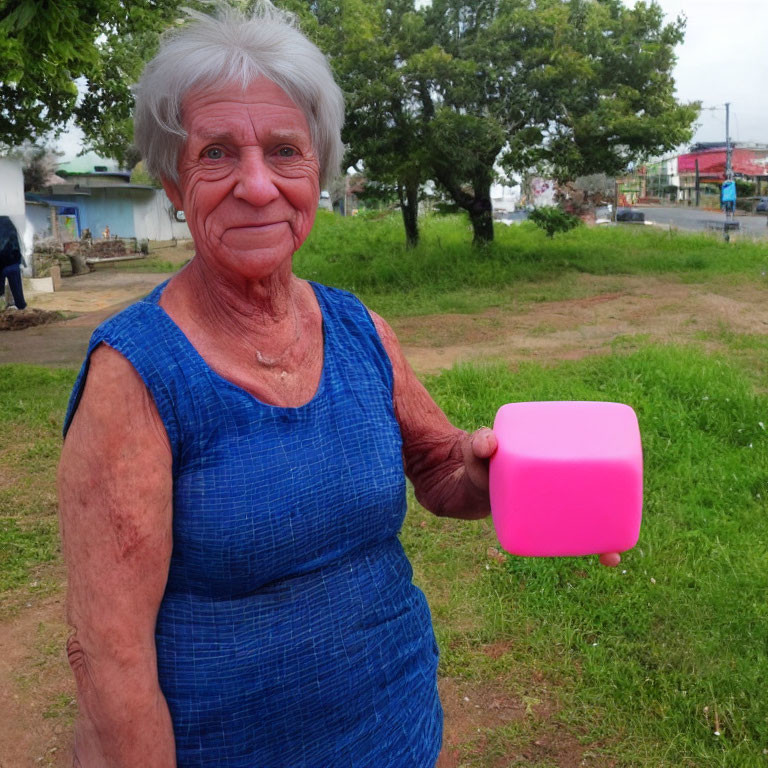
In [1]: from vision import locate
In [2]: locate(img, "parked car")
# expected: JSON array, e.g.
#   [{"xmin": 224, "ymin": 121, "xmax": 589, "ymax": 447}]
[
  {"xmin": 616, "ymin": 208, "xmax": 645, "ymax": 223},
  {"xmin": 756, "ymin": 197, "xmax": 768, "ymax": 213}
]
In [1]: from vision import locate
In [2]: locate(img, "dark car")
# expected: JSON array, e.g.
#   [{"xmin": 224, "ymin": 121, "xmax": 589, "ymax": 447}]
[{"xmin": 756, "ymin": 197, "xmax": 768, "ymax": 213}]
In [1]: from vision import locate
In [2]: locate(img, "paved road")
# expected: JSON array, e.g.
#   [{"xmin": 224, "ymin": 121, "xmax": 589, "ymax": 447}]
[
  {"xmin": 501, "ymin": 206, "xmax": 768, "ymax": 238},
  {"xmin": 634, "ymin": 205, "xmax": 768, "ymax": 238}
]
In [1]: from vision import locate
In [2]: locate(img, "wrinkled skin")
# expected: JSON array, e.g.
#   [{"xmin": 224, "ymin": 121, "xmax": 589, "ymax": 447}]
[{"xmin": 58, "ymin": 77, "xmax": 617, "ymax": 768}]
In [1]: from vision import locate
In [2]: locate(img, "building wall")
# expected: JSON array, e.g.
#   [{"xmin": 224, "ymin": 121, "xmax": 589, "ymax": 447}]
[
  {"xmin": 1, "ymin": 157, "xmax": 34, "ymax": 270},
  {"xmin": 491, "ymin": 181, "xmax": 521, "ymax": 212},
  {"xmin": 36, "ymin": 189, "xmax": 137, "ymax": 239},
  {"xmin": 81, "ymin": 189, "xmax": 137, "ymax": 238},
  {"xmin": 25, "ymin": 201, "xmax": 53, "ymax": 239},
  {"xmin": 132, "ymin": 189, "xmax": 191, "ymax": 241},
  {"xmin": 0, "ymin": 157, "xmax": 25, "ymax": 216},
  {"xmin": 29, "ymin": 187, "xmax": 192, "ymax": 244}
]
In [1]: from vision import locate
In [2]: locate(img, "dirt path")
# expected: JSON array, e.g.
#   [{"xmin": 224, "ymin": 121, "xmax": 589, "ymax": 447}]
[
  {"xmin": 0, "ymin": 271, "xmax": 169, "ymax": 366},
  {"xmin": 391, "ymin": 275, "xmax": 768, "ymax": 374},
  {"xmin": 0, "ymin": 594, "xmax": 71, "ymax": 768},
  {"xmin": 1, "ymin": 270, "xmax": 766, "ymax": 766},
  {"xmin": 3, "ymin": 272, "xmax": 767, "ymax": 372}
]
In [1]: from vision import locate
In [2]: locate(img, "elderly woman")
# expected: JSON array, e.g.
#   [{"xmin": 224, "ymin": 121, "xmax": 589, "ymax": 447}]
[
  {"xmin": 59, "ymin": 4, "xmax": 615, "ymax": 767},
  {"xmin": 59, "ymin": 6, "xmax": 492, "ymax": 765}
]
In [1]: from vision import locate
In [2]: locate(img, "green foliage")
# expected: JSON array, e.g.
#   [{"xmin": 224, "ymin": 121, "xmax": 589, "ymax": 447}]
[
  {"xmin": 285, "ymin": 0, "xmax": 433, "ymax": 245},
  {"xmin": 412, "ymin": 347, "xmax": 768, "ymax": 765},
  {"xmin": 527, "ymin": 206, "xmax": 582, "ymax": 238},
  {"xmin": 735, "ymin": 179, "xmax": 756, "ymax": 198},
  {"xmin": 503, "ymin": 0, "xmax": 699, "ymax": 181},
  {"xmin": 0, "ymin": 0, "xmax": 203, "ymax": 163},
  {"xmin": 129, "ymin": 161, "xmax": 162, "ymax": 187},
  {"xmin": 291, "ymin": 0, "xmax": 699, "ymax": 245}
]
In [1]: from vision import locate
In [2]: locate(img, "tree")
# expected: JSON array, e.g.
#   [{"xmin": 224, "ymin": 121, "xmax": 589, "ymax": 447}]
[
  {"xmin": 284, "ymin": 0, "xmax": 432, "ymax": 246},
  {"xmin": 0, "ymin": 0, "xmax": 193, "ymax": 164},
  {"xmin": 528, "ymin": 206, "xmax": 582, "ymax": 238},
  {"xmin": 297, "ymin": 0, "xmax": 698, "ymax": 246},
  {"xmin": 416, "ymin": 0, "xmax": 698, "ymax": 244},
  {"xmin": 18, "ymin": 144, "xmax": 63, "ymax": 191}
]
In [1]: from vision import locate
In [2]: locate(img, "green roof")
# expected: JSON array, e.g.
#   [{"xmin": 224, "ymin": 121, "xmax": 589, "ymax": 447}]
[{"xmin": 57, "ymin": 151, "xmax": 122, "ymax": 174}]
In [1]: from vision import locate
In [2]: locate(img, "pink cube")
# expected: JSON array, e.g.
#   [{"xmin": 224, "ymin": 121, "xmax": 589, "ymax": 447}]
[{"xmin": 489, "ymin": 401, "xmax": 643, "ymax": 557}]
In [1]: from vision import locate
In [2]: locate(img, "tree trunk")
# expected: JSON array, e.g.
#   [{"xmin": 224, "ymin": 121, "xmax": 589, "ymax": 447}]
[
  {"xmin": 468, "ymin": 191, "xmax": 494, "ymax": 245},
  {"xmin": 397, "ymin": 179, "xmax": 420, "ymax": 248},
  {"xmin": 433, "ymin": 169, "xmax": 495, "ymax": 246}
]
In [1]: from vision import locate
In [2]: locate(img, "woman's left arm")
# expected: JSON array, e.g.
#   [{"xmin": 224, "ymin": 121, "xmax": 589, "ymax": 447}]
[
  {"xmin": 371, "ymin": 311, "xmax": 623, "ymax": 566},
  {"xmin": 371, "ymin": 312, "xmax": 496, "ymax": 520}
]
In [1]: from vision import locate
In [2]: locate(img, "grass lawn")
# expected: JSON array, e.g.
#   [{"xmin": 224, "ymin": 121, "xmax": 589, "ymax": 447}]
[
  {"xmin": 294, "ymin": 211, "xmax": 768, "ymax": 316},
  {"xmin": 2, "ymin": 216, "xmax": 767, "ymax": 765},
  {"xmin": 92, "ymin": 212, "xmax": 768, "ymax": 318},
  {"xmin": 403, "ymin": 347, "xmax": 768, "ymax": 767}
]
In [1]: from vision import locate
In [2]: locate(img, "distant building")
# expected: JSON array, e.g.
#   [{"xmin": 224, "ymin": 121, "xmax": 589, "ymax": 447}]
[
  {"xmin": 623, "ymin": 143, "xmax": 768, "ymax": 206},
  {"xmin": 0, "ymin": 155, "xmax": 34, "ymax": 273},
  {"xmin": 491, "ymin": 180, "xmax": 521, "ymax": 212},
  {"xmin": 677, "ymin": 144, "xmax": 768, "ymax": 200},
  {"xmin": 28, "ymin": 153, "xmax": 191, "ymax": 242}
]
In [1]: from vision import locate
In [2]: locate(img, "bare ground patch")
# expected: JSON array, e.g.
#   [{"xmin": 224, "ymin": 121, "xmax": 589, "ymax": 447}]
[
  {"xmin": 0, "ymin": 595, "xmax": 72, "ymax": 768},
  {"xmin": 394, "ymin": 275, "xmax": 768, "ymax": 374},
  {"xmin": 0, "ymin": 309, "xmax": 62, "ymax": 332}
]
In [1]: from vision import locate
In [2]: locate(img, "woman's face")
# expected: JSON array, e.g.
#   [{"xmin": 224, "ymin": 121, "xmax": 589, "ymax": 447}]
[{"xmin": 163, "ymin": 77, "xmax": 320, "ymax": 282}]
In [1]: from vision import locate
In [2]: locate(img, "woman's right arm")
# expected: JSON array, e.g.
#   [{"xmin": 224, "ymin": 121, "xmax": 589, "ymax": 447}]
[{"xmin": 58, "ymin": 344, "xmax": 177, "ymax": 767}]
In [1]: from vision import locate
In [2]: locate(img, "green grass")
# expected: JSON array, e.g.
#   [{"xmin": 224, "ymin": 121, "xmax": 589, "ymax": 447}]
[
  {"xmin": 294, "ymin": 211, "xmax": 768, "ymax": 316},
  {"xmin": 401, "ymin": 346, "xmax": 768, "ymax": 766},
  {"xmin": 0, "ymin": 365, "xmax": 76, "ymax": 599},
  {"xmin": 2, "ymin": 350, "xmax": 766, "ymax": 764},
  {"xmin": 78, "ymin": 211, "xmax": 768, "ymax": 314},
  {"xmin": 90, "ymin": 257, "xmax": 183, "ymax": 273}
]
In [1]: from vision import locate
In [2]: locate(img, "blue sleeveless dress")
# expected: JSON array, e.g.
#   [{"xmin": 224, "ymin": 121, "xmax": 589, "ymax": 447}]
[{"xmin": 64, "ymin": 280, "xmax": 442, "ymax": 767}]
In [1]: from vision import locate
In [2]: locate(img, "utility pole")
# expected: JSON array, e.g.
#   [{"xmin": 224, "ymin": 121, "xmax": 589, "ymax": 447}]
[
  {"xmin": 725, "ymin": 102, "xmax": 733, "ymax": 181},
  {"xmin": 723, "ymin": 102, "xmax": 737, "ymax": 240}
]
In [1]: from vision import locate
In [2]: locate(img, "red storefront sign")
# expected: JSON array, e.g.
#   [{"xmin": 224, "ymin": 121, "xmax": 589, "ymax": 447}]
[{"xmin": 677, "ymin": 149, "xmax": 767, "ymax": 180}]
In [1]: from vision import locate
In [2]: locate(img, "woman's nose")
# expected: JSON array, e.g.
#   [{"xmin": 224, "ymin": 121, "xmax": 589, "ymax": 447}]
[{"xmin": 233, "ymin": 150, "xmax": 280, "ymax": 207}]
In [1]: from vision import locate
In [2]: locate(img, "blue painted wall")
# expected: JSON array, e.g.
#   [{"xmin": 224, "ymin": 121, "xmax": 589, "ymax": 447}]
[
  {"xmin": 35, "ymin": 190, "xmax": 139, "ymax": 239},
  {"xmin": 82, "ymin": 189, "xmax": 137, "ymax": 238}
]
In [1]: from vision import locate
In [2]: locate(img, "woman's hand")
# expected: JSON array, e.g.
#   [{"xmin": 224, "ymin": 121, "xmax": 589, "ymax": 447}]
[{"xmin": 460, "ymin": 427, "xmax": 498, "ymax": 494}]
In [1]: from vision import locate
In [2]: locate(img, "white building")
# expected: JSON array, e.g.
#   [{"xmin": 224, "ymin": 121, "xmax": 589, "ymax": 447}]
[{"xmin": 0, "ymin": 155, "xmax": 34, "ymax": 274}]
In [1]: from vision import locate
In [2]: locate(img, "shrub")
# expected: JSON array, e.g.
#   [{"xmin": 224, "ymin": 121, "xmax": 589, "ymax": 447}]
[{"xmin": 528, "ymin": 206, "xmax": 582, "ymax": 238}]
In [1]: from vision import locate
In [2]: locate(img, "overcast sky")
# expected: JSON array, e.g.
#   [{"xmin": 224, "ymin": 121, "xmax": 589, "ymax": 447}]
[{"xmin": 627, "ymin": 0, "xmax": 768, "ymax": 146}]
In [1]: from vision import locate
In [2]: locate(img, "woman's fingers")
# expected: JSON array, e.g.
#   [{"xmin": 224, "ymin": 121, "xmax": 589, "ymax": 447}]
[
  {"xmin": 470, "ymin": 427, "xmax": 497, "ymax": 459},
  {"xmin": 599, "ymin": 552, "xmax": 621, "ymax": 567},
  {"xmin": 461, "ymin": 428, "xmax": 498, "ymax": 492}
]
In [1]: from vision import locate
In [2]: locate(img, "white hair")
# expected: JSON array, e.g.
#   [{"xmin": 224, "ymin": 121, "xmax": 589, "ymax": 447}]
[{"xmin": 133, "ymin": 2, "xmax": 345, "ymax": 187}]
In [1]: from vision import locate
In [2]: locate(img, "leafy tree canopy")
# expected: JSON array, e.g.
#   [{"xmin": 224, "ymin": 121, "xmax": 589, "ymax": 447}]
[
  {"xmin": 291, "ymin": 0, "xmax": 699, "ymax": 244},
  {"xmin": 0, "ymin": 0, "xmax": 192, "ymax": 165}
]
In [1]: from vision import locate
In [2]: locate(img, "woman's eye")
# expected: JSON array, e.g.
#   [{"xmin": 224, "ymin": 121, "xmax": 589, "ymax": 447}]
[
  {"xmin": 277, "ymin": 146, "xmax": 297, "ymax": 158},
  {"xmin": 204, "ymin": 147, "xmax": 224, "ymax": 160}
]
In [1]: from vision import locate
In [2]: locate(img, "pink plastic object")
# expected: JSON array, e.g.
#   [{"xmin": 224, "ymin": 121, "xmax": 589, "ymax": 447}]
[{"xmin": 489, "ymin": 401, "xmax": 643, "ymax": 557}]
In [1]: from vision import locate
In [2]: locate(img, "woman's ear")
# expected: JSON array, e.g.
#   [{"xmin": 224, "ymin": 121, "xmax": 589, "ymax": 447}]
[{"xmin": 161, "ymin": 176, "xmax": 184, "ymax": 212}]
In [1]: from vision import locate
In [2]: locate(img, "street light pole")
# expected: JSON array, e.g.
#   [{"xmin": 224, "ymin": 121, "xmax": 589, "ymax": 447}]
[
  {"xmin": 723, "ymin": 102, "xmax": 736, "ymax": 240},
  {"xmin": 725, "ymin": 102, "xmax": 733, "ymax": 181}
]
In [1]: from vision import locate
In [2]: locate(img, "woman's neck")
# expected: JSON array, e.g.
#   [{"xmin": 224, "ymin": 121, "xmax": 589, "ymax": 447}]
[{"xmin": 163, "ymin": 255, "xmax": 306, "ymax": 355}]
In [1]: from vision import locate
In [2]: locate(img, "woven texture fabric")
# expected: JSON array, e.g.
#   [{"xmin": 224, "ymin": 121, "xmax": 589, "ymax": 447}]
[{"xmin": 64, "ymin": 281, "xmax": 442, "ymax": 767}]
